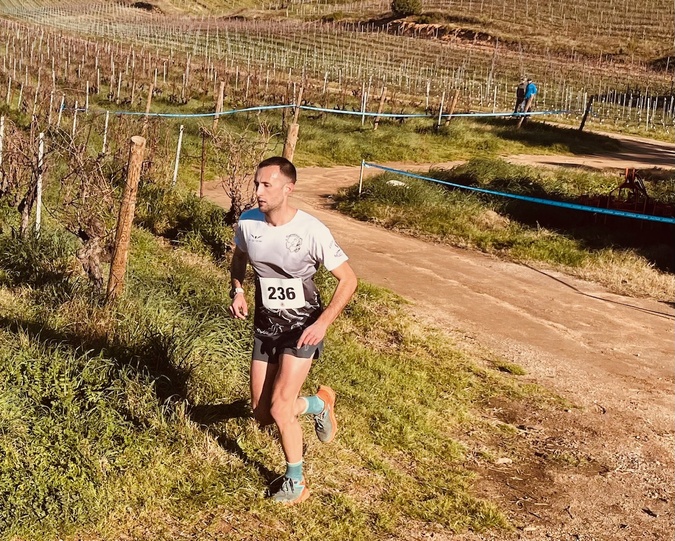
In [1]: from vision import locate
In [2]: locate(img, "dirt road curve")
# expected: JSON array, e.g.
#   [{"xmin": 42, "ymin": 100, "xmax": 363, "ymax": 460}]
[{"xmin": 203, "ymin": 137, "xmax": 674, "ymax": 540}]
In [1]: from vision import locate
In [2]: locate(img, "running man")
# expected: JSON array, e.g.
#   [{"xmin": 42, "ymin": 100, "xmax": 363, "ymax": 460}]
[{"xmin": 229, "ymin": 156, "xmax": 358, "ymax": 505}]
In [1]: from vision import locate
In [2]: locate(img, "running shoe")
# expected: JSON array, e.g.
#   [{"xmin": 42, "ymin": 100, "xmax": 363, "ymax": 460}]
[
  {"xmin": 313, "ymin": 385, "xmax": 337, "ymax": 443},
  {"xmin": 271, "ymin": 476, "xmax": 310, "ymax": 505}
]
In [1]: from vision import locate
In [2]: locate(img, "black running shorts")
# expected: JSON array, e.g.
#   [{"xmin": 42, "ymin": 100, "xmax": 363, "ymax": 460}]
[{"xmin": 252, "ymin": 331, "xmax": 323, "ymax": 364}]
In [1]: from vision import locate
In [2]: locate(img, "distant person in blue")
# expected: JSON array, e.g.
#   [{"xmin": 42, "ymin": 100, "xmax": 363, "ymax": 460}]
[
  {"xmin": 513, "ymin": 78, "xmax": 527, "ymax": 114},
  {"xmin": 522, "ymin": 78, "xmax": 538, "ymax": 123}
]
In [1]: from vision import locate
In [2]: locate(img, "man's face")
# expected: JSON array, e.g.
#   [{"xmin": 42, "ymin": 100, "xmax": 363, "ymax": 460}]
[{"xmin": 254, "ymin": 165, "xmax": 293, "ymax": 214}]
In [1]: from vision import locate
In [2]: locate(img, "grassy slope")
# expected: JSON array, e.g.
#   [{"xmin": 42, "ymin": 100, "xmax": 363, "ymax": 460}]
[{"xmin": 0, "ymin": 218, "xmax": 560, "ymax": 540}]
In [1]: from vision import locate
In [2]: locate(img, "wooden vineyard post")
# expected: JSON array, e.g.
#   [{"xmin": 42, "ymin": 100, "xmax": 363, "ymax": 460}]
[
  {"xmin": 436, "ymin": 90, "xmax": 446, "ymax": 130},
  {"xmin": 445, "ymin": 90, "xmax": 459, "ymax": 125},
  {"xmin": 35, "ymin": 133, "xmax": 44, "ymax": 233},
  {"xmin": 283, "ymin": 86, "xmax": 303, "ymax": 162},
  {"xmin": 172, "ymin": 124, "xmax": 184, "ymax": 187},
  {"xmin": 57, "ymin": 94, "xmax": 65, "ymax": 127},
  {"xmin": 579, "ymin": 95, "xmax": 595, "ymax": 132},
  {"xmin": 0, "ymin": 116, "xmax": 4, "ymax": 171},
  {"xmin": 102, "ymin": 110, "xmax": 110, "ymax": 154},
  {"xmin": 47, "ymin": 89, "xmax": 54, "ymax": 125},
  {"xmin": 72, "ymin": 100, "xmax": 78, "ymax": 139},
  {"xmin": 106, "ymin": 136, "xmax": 146, "ymax": 304},
  {"xmin": 142, "ymin": 83, "xmax": 154, "ymax": 135},
  {"xmin": 199, "ymin": 127, "xmax": 206, "ymax": 198},
  {"xmin": 360, "ymin": 81, "xmax": 367, "ymax": 126},
  {"xmin": 213, "ymin": 81, "xmax": 225, "ymax": 131},
  {"xmin": 374, "ymin": 86, "xmax": 387, "ymax": 130}
]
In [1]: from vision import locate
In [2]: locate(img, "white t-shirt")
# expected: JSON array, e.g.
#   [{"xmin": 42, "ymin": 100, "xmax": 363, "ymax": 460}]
[{"xmin": 234, "ymin": 208, "xmax": 349, "ymax": 336}]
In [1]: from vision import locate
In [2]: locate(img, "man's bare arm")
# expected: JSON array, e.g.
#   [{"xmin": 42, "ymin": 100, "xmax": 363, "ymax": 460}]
[
  {"xmin": 297, "ymin": 261, "xmax": 357, "ymax": 347},
  {"xmin": 229, "ymin": 246, "xmax": 249, "ymax": 319}
]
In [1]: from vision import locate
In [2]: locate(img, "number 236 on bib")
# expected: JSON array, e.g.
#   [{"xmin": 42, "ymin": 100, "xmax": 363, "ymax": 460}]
[{"xmin": 259, "ymin": 277, "xmax": 306, "ymax": 310}]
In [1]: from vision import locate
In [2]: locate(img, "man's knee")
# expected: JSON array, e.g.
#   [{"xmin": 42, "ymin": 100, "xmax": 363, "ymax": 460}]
[{"xmin": 269, "ymin": 400, "xmax": 295, "ymax": 428}]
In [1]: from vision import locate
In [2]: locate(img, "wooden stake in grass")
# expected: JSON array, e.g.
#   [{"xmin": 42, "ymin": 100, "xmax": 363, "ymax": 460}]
[
  {"xmin": 445, "ymin": 90, "xmax": 459, "ymax": 125},
  {"xmin": 436, "ymin": 90, "xmax": 445, "ymax": 130},
  {"xmin": 142, "ymin": 83, "xmax": 154, "ymax": 135},
  {"xmin": 374, "ymin": 86, "xmax": 387, "ymax": 130},
  {"xmin": 0, "ymin": 116, "xmax": 5, "ymax": 171},
  {"xmin": 172, "ymin": 124, "xmax": 184, "ymax": 187},
  {"xmin": 57, "ymin": 93, "xmax": 65, "ymax": 127},
  {"xmin": 102, "ymin": 110, "xmax": 110, "ymax": 154},
  {"xmin": 199, "ymin": 127, "xmax": 206, "ymax": 198},
  {"xmin": 107, "ymin": 135, "xmax": 146, "ymax": 303},
  {"xmin": 282, "ymin": 85, "xmax": 303, "ymax": 162},
  {"xmin": 35, "ymin": 132, "xmax": 44, "ymax": 233},
  {"xmin": 213, "ymin": 81, "xmax": 225, "ymax": 131},
  {"xmin": 72, "ymin": 100, "xmax": 78, "ymax": 139},
  {"xmin": 579, "ymin": 95, "xmax": 595, "ymax": 132}
]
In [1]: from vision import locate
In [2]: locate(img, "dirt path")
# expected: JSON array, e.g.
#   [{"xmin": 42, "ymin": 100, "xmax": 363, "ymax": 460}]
[{"xmin": 203, "ymin": 139, "xmax": 674, "ymax": 540}]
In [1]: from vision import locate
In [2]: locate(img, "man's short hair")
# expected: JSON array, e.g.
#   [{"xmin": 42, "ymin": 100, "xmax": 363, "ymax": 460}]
[{"xmin": 257, "ymin": 156, "xmax": 297, "ymax": 184}]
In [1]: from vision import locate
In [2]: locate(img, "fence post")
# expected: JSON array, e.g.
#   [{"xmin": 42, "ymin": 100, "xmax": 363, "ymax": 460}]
[
  {"xmin": 102, "ymin": 110, "xmax": 110, "ymax": 154},
  {"xmin": 437, "ymin": 90, "xmax": 445, "ymax": 130},
  {"xmin": 35, "ymin": 132, "xmax": 44, "ymax": 233},
  {"xmin": 172, "ymin": 124, "xmax": 184, "ymax": 187},
  {"xmin": 199, "ymin": 127, "xmax": 206, "ymax": 198},
  {"xmin": 72, "ymin": 100, "xmax": 78, "ymax": 138},
  {"xmin": 57, "ymin": 93, "xmax": 65, "ymax": 126},
  {"xmin": 579, "ymin": 95, "xmax": 595, "ymax": 132},
  {"xmin": 213, "ymin": 81, "xmax": 225, "ymax": 131},
  {"xmin": 283, "ymin": 86, "xmax": 303, "ymax": 162},
  {"xmin": 445, "ymin": 90, "xmax": 459, "ymax": 125},
  {"xmin": 142, "ymin": 83, "xmax": 154, "ymax": 135},
  {"xmin": 358, "ymin": 159, "xmax": 365, "ymax": 197},
  {"xmin": 0, "ymin": 116, "xmax": 4, "ymax": 170},
  {"xmin": 106, "ymin": 135, "xmax": 146, "ymax": 303},
  {"xmin": 374, "ymin": 86, "xmax": 387, "ymax": 130}
]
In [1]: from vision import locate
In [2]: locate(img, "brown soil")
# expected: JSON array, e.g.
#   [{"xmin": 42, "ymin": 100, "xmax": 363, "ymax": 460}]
[{"xmin": 202, "ymin": 135, "xmax": 675, "ymax": 540}]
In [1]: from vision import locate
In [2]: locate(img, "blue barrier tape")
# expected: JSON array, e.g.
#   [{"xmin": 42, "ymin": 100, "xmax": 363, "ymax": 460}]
[
  {"xmin": 69, "ymin": 103, "xmax": 572, "ymax": 120},
  {"xmin": 363, "ymin": 163, "xmax": 675, "ymax": 224},
  {"xmin": 104, "ymin": 104, "xmax": 291, "ymax": 118},
  {"xmin": 299, "ymin": 104, "xmax": 569, "ymax": 118}
]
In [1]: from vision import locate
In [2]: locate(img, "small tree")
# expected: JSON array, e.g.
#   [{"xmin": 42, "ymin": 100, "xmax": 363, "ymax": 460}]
[
  {"xmin": 207, "ymin": 123, "xmax": 273, "ymax": 224},
  {"xmin": 391, "ymin": 0, "xmax": 422, "ymax": 17},
  {"xmin": 51, "ymin": 125, "xmax": 119, "ymax": 289}
]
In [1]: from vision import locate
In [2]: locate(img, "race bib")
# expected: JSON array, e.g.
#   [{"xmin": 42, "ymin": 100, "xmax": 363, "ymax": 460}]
[{"xmin": 259, "ymin": 277, "xmax": 305, "ymax": 310}]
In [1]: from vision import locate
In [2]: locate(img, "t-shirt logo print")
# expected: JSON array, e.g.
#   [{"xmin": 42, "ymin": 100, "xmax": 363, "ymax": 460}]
[
  {"xmin": 331, "ymin": 240, "xmax": 344, "ymax": 258},
  {"xmin": 286, "ymin": 234, "xmax": 303, "ymax": 253}
]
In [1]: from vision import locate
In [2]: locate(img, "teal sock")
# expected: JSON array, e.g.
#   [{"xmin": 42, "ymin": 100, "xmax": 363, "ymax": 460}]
[
  {"xmin": 302, "ymin": 395, "xmax": 325, "ymax": 415},
  {"xmin": 285, "ymin": 460, "xmax": 303, "ymax": 482}
]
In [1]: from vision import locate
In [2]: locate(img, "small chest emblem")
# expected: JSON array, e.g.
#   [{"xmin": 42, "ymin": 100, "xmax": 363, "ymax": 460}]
[{"xmin": 286, "ymin": 234, "xmax": 303, "ymax": 253}]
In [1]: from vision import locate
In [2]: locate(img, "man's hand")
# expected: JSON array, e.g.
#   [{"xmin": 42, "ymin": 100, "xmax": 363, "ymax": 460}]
[
  {"xmin": 229, "ymin": 294, "xmax": 249, "ymax": 319},
  {"xmin": 297, "ymin": 320, "xmax": 328, "ymax": 347}
]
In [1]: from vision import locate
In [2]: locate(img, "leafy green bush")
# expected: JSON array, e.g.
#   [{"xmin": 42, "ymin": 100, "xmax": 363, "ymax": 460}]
[{"xmin": 391, "ymin": 0, "xmax": 422, "ymax": 17}]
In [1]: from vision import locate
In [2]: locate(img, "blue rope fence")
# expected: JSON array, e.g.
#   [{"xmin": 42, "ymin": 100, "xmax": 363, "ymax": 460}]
[
  {"xmin": 362, "ymin": 162, "xmax": 675, "ymax": 225},
  {"xmin": 67, "ymin": 103, "xmax": 571, "ymax": 120}
]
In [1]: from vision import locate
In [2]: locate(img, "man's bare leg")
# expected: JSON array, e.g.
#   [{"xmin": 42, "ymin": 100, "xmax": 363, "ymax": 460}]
[{"xmin": 270, "ymin": 354, "xmax": 313, "ymax": 464}]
